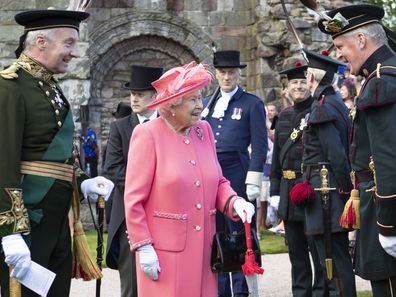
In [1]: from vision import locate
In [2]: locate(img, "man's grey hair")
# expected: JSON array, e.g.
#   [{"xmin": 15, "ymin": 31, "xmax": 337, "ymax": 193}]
[
  {"xmin": 307, "ymin": 67, "xmax": 338, "ymax": 85},
  {"xmin": 343, "ymin": 23, "xmax": 388, "ymax": 46},
  {"xmin": 24, "ymin": 28, "xmax": 58, "ymax": 51}
]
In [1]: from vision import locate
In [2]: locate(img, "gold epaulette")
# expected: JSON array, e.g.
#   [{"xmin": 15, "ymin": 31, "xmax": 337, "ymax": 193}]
[{"xmin": 0, "ymin": 61, "xmax": 31, "ymax": 80}]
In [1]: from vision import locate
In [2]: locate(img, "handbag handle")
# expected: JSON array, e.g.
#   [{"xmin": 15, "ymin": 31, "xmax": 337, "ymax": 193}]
[{"xmin": 221, "ymin": 195, "xmax": 236, "ymax": 233}]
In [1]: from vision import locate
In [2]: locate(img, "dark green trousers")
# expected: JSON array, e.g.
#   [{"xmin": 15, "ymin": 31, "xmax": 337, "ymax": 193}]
[{"xmin": 1, "ymin": 179, "xmax": 72, "ymax": 297}]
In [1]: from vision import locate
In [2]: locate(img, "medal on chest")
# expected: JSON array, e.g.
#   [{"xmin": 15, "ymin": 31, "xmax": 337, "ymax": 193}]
[{"xmin": 231, "ymin": 107, "xmax": 242, "ymax": 120}]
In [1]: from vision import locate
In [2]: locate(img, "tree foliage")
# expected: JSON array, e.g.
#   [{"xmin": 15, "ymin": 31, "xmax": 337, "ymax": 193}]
[{"xmin": 365, "ymin": 0, "xmax": 396, "ymax": 30}]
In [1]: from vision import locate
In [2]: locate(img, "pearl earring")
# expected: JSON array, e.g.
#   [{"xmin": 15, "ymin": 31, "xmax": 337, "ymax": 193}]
[{"xmin": 172, "ymin": 112, "xmax": 176, "ymax": 117}]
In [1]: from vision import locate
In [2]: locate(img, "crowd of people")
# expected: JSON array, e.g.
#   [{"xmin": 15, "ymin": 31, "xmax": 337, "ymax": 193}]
[{"xmin": 1, "ymin": 2, "xmax": 396, "ymax": 297}]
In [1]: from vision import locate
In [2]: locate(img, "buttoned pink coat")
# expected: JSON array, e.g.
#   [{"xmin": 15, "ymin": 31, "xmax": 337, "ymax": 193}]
[{"xmin": 124, "ymin": 118, "xmax": 239, "ymax": 297}]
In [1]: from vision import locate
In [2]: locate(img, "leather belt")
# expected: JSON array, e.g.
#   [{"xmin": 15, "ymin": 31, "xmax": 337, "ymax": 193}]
[
  {"xmin": 302, "ymin": 163, "xmax": 331, "ymax": 172},
  {"xmin": 21, "ymin": 160, "xmax": 74, "ymax": 182},
  {"xmin": 354, "ymin": 170, "xmax": 374, "ymax": 184},
  {"xmin": 282, "ymin": 170, "xmax": 302, "ymax": 180}
]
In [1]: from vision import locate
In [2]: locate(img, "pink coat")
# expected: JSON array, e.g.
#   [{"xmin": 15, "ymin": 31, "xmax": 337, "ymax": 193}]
[{"xmin": 124, "ymin": 118, "xmax": 239, "ymax": 297}]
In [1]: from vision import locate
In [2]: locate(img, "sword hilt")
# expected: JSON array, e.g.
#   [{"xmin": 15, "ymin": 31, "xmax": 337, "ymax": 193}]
[
  {"xmin": 314, "ymin": 166, "xmax": 336, "ymax": 194},
  {"xmin": 97, "ymin": 183, "xmax": 105, "ymax": 209}
]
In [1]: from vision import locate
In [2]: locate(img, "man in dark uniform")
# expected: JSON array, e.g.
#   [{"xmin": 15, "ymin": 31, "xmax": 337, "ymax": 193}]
[
  {"xmin": 104, "ymin": 65, "xmax": 163, "ymax": 297},
  {"xmin": 0, "ymin": 8, "xmax": 114, "ymax": 297},
  {"xmin": 299, "ymin": 49, "xmax": 356, "ymax": 296},
  {"xmin": 203, "ymin": 50, "xmax": 267, "ymax": 297},
  {"xmin": 317, "ymin": 4, "xmax": 396, "ymax": 296},
  {"xmin": 270, "ymin": 61, "xmax": 326, "ymax": 296}
]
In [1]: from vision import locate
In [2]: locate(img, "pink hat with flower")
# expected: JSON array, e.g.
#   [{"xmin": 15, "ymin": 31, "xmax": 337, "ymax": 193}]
[{"xmin": 147, "ymin": 61, "xmax": 212, "ymax": 109}]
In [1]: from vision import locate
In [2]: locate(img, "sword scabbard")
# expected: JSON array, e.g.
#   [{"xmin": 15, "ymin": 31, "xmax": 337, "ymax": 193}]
[{"xmin": 325, "ymin": 258, "xmax": 333, "ymax": 280}]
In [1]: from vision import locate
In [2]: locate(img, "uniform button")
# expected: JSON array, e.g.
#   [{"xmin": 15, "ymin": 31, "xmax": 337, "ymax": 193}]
[
  {"xmin": 57, "ymin": 121, "xmax": 62, "ymax": 127},
  {"xmin": 13, "ymin": 190, "xmax": 19, "ymax": 194},
  {"xmin": 184, "ymin": 139, "xmax": 190, "ymax": 145},
  {"xmin": 219, "ymin": 118, "xmax": 223, "ymax": 121},
  {"xmin": 195, "ymin": 225, "xmax": 202, "ymax": 231},
  {"xmin": 55, "ymin": 109, "xmax": 60, "ymax": 115},
  {"xmin": 195, "ymin": 180, "xmax": 201, "ymax": 187},
  {"xmin": 218, "ymin": 125, "xmax": 222, "ymax": 129},
  {"xmin": 51, "ymin": 100, "xmax": 55, "ymax": 105},
  {"xmin": 196, "ymin": 203, "xmax": 202, "ymax": 209},
  {"xmin": 190, "ymin": 160, "xmax": 196, "ymax": 166},
  {"xmin": 214, "ymin": 139, "xmax": 217, "ymax": 143},
  {"xmin": 38, "ymin": 81, "xmax": 43, "ymax": 87},
  {"xmin": 45, "ymin": 91, "xmax": 50, "ymax": 96},
  {"xmin": 216, "ymin": 132, "xmax": 220, "ymax": 136}
]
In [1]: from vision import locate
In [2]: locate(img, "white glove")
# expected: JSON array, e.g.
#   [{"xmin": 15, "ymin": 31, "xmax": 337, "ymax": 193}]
[
  {"xmin": 379, "ymin": 234, "xmax": 396, "ymax": 258},
  {"xmin": 81, "ymin": 176, "xmax": 114, "ymax": 202},
  {"xmin": 246, "ymin": 184, "xmax": 261, "ymax": 202},
  {"xmin": 269, "ymin": 195, "xmax": 280, "ymax": 211},
  {"xmin": 138, "ymin": 244, "xmax": 161, "ymax": 280},
  {"xmin": 1, "ymin": 234, "xmax": 31, "ymax": 280},
  {"xmin": 233, "ymin": 198, "xmax": 255, "ymax": 223}
]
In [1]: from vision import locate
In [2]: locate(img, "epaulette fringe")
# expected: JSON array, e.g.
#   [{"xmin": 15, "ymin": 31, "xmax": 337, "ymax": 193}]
[{"xmin": 0, "ymin": 61, "xmax": 31, "ymax": 80}]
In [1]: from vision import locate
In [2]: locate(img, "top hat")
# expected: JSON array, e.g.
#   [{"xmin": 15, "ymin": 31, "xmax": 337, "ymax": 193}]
[
  {"xmin": 123, "ymin": 65, "xmax": 164, "ymax": 91},
  {"xmin": 14, "ymin": 9, "xmax": 89, "ymax": 57},
  {"xmin": 112, "ymin": 102, "xmax": 132, "ymax": 119},
  {"xmin": 147, "ymin": 61, "xmax": 212, "ymax": 109},
  {"xmin": 213, "ymin": 51, "xmax": 247, "ymax": 69},
  {"xmin": 279, "ymin": 61, "xmax": 307, "ymax": 80}
]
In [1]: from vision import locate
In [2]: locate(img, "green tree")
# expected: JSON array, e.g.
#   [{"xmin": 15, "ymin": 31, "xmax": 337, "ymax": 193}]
[{"xmin": 365, "ymin": 0, "xmax": 396, "ymax": 30}]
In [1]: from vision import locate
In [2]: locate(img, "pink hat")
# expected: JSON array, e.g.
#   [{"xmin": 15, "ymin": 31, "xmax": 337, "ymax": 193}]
[{"xmin": 147, "ymin": 62, "xmax": 212, "ymax": 109}]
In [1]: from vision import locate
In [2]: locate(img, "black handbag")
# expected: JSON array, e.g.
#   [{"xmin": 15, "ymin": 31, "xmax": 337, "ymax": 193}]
[{"xmin": 210, "ymin": 196, "xmax": 262, "ymax": 273}]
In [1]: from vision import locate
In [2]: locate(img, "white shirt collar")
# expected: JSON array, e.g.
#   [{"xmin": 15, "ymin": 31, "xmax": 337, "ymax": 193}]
[{"xmin": 137, "ymin": 110, "xmax": 158, "ymax": 124}]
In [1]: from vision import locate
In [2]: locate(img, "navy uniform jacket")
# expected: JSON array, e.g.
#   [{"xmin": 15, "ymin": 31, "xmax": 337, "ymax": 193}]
[
  {"xmin": 351, "ymin": 45, "xmax": 396, "ymax": 280},
  {"xmin": 302, "ymin": 86, "xmax": 352, "ymax": 235},
  {"xmin": 203, "ymin": 86, "xmax": 267, "ymax": 193},
  {"xmin": 270, "ymin": 96, "xmax": 313, "ymax": 221}
]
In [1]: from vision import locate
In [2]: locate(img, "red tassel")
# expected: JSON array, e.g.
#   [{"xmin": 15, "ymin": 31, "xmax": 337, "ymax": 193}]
[
  {"xmin": 290, "ymin": 180, "xmax": 315, "ymax": 206},
  {"xmin": 242, "ymin": 251, "xmax": 264, "ymax": 275}
]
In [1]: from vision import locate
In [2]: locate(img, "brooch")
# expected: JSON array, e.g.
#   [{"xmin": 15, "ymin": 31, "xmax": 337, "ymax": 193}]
[
  {"xmin": 231, "ymin": 108, "xmax": 242, "ymax": 120},
  {"xmin": 196, "ymin": 126, "xmax": 204, "ymax": 141}
]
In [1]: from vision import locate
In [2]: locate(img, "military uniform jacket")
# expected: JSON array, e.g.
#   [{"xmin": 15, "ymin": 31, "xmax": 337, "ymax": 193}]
[
  {"xmin": 302, "ymin": 86, "xmax": 352, "ymax": 235},
  {"xmin": 0, "ymin": 54, "xmax": 74, "ymax": 237},
  {"xmin": 270, "ymin": 96, "xmax": 313, "ymax": 221},
  {"xmin": 351, "ymin": 45, "xmax": 396, "ymax": 280},
  {"xmin": 203, "ymin": 86, "xmax": 267, "ymax": 177},
  {"xmin": 104, "ymin": 113, "xmax": 139, "ymax": 269}
]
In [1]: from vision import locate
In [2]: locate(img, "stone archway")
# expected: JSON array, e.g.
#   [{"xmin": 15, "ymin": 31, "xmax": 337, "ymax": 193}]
[{"xmin": 86, "ymin": 11, "xmax": 215, "ymax": 155}]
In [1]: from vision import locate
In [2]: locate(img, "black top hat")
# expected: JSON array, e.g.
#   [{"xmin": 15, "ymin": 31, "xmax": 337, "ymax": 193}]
[
  {"xmin": 213, "ymin": 51, "xmax": 247, "ymax": 69},
  {"xmin": 112, "ymin": 102, "xmax": 132, "ymax": 119},
  {"xmin": 279, "ymin": 61, "xmax": 307, "ymax": 80},
  {"xmin": 14, "ymin": 9, "xmax": 89, "ymax": 58},
  {"xmin": 123, "ymin": 65, "xmax": 164, "ymax": 91}
]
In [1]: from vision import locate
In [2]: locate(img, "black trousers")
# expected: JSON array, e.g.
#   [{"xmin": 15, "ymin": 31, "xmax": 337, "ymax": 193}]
[
  {"xmin": 284, "ymin": 220, "xmax": 328, "ymax": 297},
  {"xmin": 0, "ymin": 179, "xmax": 72, "ymax": 297},
  {"xmin": 371, "ymin": 277, "xmax": 396, "ymax": 297}
]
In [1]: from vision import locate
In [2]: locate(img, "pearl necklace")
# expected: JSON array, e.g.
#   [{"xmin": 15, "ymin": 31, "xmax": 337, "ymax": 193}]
[{"xmin": 163, "ymin": 118, "xmax": 190, "ymax": 136}]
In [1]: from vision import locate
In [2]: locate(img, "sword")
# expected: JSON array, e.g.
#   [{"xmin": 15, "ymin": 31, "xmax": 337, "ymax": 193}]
[
  {"xmin": 314, "ymin": 164, "xmax": 336, "ymax": 280},
  {"xmin": 280, "ymin": 0, "xmax": 308, "ymax": 63},
  {"xmin": 9, "ymin": 266, "xmax": 21, "ymax": 297}
]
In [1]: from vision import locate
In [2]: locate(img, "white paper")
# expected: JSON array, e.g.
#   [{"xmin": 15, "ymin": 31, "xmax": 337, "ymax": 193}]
[{"xmin": 17, "ymin": 261, "xmax": 56, "ymax": 297}]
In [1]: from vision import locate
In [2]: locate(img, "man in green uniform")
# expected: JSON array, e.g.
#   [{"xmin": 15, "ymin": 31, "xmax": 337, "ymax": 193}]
[
  {"xmin": 0, "ymin": 8, "xmax": 114, "ymax": 297},
  {"xmin": 316, "ymin": 4, "xmax": 396, "ymax": 296},
  {"xmin": 271, "ymin": 62, "xmax": 326, "ymax": 296}
]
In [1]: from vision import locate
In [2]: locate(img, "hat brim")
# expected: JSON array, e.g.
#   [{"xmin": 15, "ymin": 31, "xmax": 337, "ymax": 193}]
[
  {"xmin": 214, "ymin": 64, "xmax": 247, "ymax": 69},
  {"xmin": 147, "ymin": 79, "xmax": 209, "ymax": 109},
  {"xmin": 123, "ymin": 82, "xmax": 155, "ymax": 91}
]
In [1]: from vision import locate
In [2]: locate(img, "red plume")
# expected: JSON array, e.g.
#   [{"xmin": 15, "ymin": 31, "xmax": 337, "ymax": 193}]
[
  {"xmin": 321, "ymin": 50, "xmax": 330, "ymax": 56},
  {"xmin": 295, "ymin": 61, "xmax": 303, "ymax": 67}
]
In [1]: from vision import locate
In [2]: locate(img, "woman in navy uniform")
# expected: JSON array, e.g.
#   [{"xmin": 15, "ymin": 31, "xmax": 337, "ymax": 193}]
[
  {"xmin": 203, "ymin": 50, "xmax": 267, "ymax": 297},
  {"xmin": 300, "ymin": 49, "xmax": 356, "ymax": 297},
  {"xmin": 271, "ymin": 62, "xmax": 326, "ymax": 296},
  {"xmin": 317, "ymin": 4, "xmax": 396, "ymax": 296}
]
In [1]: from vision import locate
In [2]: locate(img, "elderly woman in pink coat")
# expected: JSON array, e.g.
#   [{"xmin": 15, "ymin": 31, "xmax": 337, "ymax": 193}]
[{"xmin": 124, "ymin": 62, "xmax": 255, "ymax": 297}]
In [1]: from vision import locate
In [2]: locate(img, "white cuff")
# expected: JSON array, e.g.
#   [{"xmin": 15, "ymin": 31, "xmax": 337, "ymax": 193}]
[{"xmin": 245, "ymin": 171, "xmax": 263, "ymax": 187}]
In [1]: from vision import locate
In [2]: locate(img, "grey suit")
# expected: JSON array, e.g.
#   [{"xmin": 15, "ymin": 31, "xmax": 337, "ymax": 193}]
[{"xmin": 104, "ymin": 113, "xmax": 140, "ymax": 297}]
